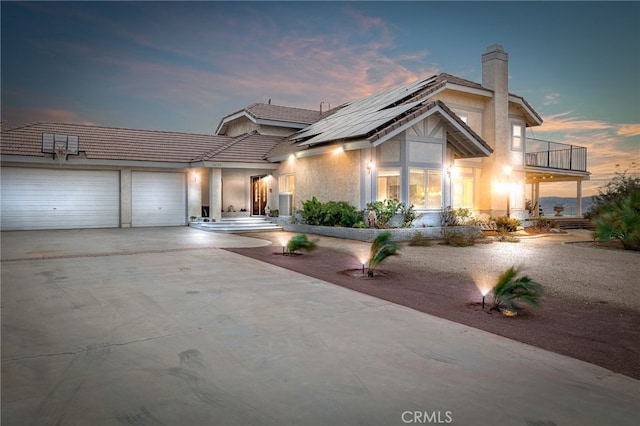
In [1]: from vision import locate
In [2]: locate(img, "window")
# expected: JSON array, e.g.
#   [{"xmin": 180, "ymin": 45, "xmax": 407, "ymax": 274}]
[
  {"xmin": 279, "ymin": 174, "xmax": 294, "ymax": 193},
  {"xmin": 377, "ymin": 169, "xmax": 400, "ymax": 202},
  {"xmin": 453, "ymin": 176, "xmax": 473, "ymax": 208},
  {"xmin": 512, "ymin": 123, "xmax": 523, "ymax": 150},
  {"xmin": 409, "ymin": 168, "xmax": 442, "ymax": 209}
]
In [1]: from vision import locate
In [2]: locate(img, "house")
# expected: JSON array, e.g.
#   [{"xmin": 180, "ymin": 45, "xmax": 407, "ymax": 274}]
[{"xmin": 0, "ymin": 45, "xmax": 590, "ymax": 231}]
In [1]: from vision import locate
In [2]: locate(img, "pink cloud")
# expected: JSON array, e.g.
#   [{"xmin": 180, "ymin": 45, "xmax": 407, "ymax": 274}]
[{"xmin": 617, "ymin": 124, "xmax": 640, "ymax": 137}]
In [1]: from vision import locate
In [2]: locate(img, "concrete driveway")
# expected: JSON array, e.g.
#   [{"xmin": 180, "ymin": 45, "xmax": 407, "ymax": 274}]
[{"xmin": 2, "ymin": 227, "xmax": 638, "ymax": 425}]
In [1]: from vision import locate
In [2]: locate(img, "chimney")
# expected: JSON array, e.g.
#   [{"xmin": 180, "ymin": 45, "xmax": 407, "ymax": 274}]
[
  {"xmin": 479, "ymin": 44, "xmax": 513, "ymax": 215},
  {"xmin": 482, "ymin": 44, "xmax": 509, "ymax": 93},
  {"xmin": 481, "ymin": 44, "xmax": 510, "ymax": 153}
]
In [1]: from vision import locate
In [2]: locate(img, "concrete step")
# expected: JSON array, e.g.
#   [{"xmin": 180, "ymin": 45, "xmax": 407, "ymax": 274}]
[
  {"xmin": 189, "ymin": 217, "xmax": 282, "ymax": 233},
  {"xmin": 552, "ymin": 217, "xmax": 595, "ymax": 230}
]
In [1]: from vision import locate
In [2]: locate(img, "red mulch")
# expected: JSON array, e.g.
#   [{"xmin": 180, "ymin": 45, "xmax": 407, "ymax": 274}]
[{"xmin": 225, "ymin": 244, "xmax": 640, "ymax": 380}]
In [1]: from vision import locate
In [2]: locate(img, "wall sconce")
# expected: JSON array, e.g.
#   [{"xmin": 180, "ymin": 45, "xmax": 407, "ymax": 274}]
[
  {"xmin": 366, "ymin": 160, "xmax": 375, "ymax": 174},
  {"xmin": 192, "ymin": 172, "xmax": 198, "ymax": 182},
  {"xmin": 334, "ymin": 145, "xmax": 344, "ymax": 155}
]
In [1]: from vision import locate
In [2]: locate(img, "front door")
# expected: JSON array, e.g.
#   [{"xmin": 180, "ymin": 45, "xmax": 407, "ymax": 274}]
[{"xmin": 251, "ymin": 175, "xmax": 267, "ymax": 216}]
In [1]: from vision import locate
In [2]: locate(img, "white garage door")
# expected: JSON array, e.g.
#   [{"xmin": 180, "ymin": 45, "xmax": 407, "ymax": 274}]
[
  {"xmin": 1, "ymin": 167, "xmax": 120, "ymax": 231},
  {"xmin": 132, "ymin": 172, "xmax": 186, "ymax": 227}
]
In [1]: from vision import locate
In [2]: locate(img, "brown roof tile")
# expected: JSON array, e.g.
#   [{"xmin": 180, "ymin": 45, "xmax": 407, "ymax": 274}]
[{"xmin": 0, "ymin": 122, "xmax": 282, "ymax": 164}]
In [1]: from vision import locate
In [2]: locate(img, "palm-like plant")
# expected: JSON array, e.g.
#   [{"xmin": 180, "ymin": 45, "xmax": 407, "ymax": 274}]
[
  {"xmin": 367, "ymin": 231, "xmax": 400, "ymax": 277},
  {"xmin": 286, "ymin": 234, "xmax": 319, "ymax": 254},
  {"xmin": 491, "ymin": 266, "xmax": 543, "ymax": 312}
]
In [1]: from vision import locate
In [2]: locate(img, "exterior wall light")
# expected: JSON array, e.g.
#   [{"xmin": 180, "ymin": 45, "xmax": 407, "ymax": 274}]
[{"xmin": 367, "ymin": 160, "xmax": 375, "ymax": 174}]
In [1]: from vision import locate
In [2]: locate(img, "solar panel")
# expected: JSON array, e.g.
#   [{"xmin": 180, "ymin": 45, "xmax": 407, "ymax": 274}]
[{"xmin": 294, "ymin": 76, "xmax": 436, "ymax": 145}]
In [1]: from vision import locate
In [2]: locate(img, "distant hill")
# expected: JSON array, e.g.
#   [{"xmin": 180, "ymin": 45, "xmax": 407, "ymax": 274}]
[{"xmin": 538, "ymin": 197, "xmax": 594, "ymax": 216}]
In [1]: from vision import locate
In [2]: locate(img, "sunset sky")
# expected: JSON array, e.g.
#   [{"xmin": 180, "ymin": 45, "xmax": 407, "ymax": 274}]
[{"xmin": 2, "ymin": 1, "xmax": 638, "ymax": 196}]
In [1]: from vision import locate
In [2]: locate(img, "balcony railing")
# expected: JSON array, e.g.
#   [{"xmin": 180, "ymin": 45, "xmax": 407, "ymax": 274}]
[{"xmin": 525, "ymin": 138, "xmax": 587, "ymax": 172}]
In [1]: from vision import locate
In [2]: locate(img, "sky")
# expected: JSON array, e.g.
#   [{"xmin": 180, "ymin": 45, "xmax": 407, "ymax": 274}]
[{"xmin": 2, "ymin": 1, "xmax": 638, "ymax": 196}]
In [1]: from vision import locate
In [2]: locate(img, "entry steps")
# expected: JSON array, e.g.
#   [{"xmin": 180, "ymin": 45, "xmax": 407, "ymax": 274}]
[
  {"xmin": 189, "ymin": 216, "xmax": 282, "ymax": 233},
  {"xmin": 552, "ymin": 217, "xmax": 595, "ymax": 230}
]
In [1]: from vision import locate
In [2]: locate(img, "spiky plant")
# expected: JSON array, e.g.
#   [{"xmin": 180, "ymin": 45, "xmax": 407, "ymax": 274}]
[
  {"xmin": 367, "ymin": 231, "xmax": 400, "ymax": 277},
  {"xmin": 286, "ymin": 234, "xmax": 319, "ymax": 254},
  {"xmin": 491, "ymin": 266, "xmax": 543, "ymax": 312}
]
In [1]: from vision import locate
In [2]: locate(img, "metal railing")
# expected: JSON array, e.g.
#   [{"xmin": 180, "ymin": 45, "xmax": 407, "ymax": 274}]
[{"xmin": 525, "ymin": 138, "xmax": 587, "ymax": 172}]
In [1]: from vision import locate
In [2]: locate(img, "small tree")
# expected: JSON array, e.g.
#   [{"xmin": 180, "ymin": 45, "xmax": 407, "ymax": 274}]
[
  {"xmin": 593, "ymin": 190, "xmax": 640, "ymax": 251},
  {"xmin": 286, "ymin": 234, "xmax": 319, "ymax": 254},
  {"xmin": 491, "ymin": 266, "xmax": 543, "ymax": 313},
  {"xmin": 367, "ymin": 231, "xmax": 400, "ymax": 277},
  {"xmin": 586, "ymin": 167, "xmax": 640, "ymax": 219}
]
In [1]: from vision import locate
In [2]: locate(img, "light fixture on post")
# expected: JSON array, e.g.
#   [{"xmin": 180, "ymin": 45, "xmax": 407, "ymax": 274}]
[{"xmin": 503, "ymin": 165, "xmax": 512, "ymax": 217}]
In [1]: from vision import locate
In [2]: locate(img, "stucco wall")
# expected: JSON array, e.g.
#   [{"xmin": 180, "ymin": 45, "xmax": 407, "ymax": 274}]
[
  {"xmin": 221, "ymin": 169, "xmax": 251, "ymax": 212},
  {"xmin": 291, "ymin": 150, "xmax": 361, "ymax": 210}
]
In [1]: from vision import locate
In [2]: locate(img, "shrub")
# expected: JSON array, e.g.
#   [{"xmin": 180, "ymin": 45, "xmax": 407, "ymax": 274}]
[
  {"xmin": 491, "ymin": 266, "xmax": 543, "ymax": 313},
  {"xmin": 367, "ymin": 231, "xmax": 400, "ymax": 277},
  {"xmin": 300, "ymin": 197, "xmax": 324, "ymax": 225},
  {"xmin": 366, "ymin": 200, "xmax": 416, "ymax": 229},
  {"xmin": 593, "ymin": 190, "xmax": 640, "ymax": 251},
  {"xmin": 408, "ymin": 231, "xmax": 432, "ymax": 247},
  {"xmin": 286, "ymin": 234, "xmax": 319, "ymax": 254},
  {"xmin": 440, "ymin": 230, "xmax": 476, "ymax": 247},
  {"xmin": 494, "ymin": 215, "xmax": 520, "ymax": 232},
  {"xmin": 586, "ymin": 167, "xmax": 640, "ymax": 219},
  {"xmin": 495, "ymin": 231, "xmax": 520, "ymax": 243},
  {"xmin": 440, "ymin": 206, "xmax": 460, "ymax": 226},
  {"xmin": 299, "ymin": 197, "xmax": 361, "ymax": 227},
  {"xmin": 533, "ymin": 217, "xmax": 556, "ymax": 229}
]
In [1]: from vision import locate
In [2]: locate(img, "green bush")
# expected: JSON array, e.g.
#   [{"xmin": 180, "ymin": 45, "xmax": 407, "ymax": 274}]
[
  {"xmin": 491, "ymin": 266, "xmax": 543, "ymax": 313},
  {"xmin": 587, "ymin": 169, "xmax": 640, "ymax": 251},
  {"xmin": 299, "ymin": 197, "xmax": 361, "ymax": 227},
  {"xmin": 586, "ymin": 168, "xmax": 640, "ymax": 219},
  {"xmin": 366, "ymin": 199, "xmax": 416, "ymax": 228},
  {"xmin": 286, "ymin": 234, "xmax": 319, "ymax": 254},
  {"xmin": 301, "ymin": 197, "xmax": 324, "ymax": 225},
  {"xmin": 593, "ymin": 190, "xmax": 640, "ymax": 251},
  {"xmin": 367, "ymin": 231, "xmax": 400, "ymax": 277}
]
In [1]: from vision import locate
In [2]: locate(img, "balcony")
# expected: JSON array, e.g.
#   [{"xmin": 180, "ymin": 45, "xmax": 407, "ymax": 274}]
[{"xmin": 525, "ymin": 138, "xmax": 587, "ymax": 172}]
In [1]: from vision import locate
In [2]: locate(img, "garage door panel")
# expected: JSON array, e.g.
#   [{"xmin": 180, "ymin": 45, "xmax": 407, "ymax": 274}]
[
  {"xmin": 132, "ymin": 172, "xmax": 186, "ymax": 227},
  {"xmin": 1, "ymin": 168, "xmax": 120, "ymax": 230}
]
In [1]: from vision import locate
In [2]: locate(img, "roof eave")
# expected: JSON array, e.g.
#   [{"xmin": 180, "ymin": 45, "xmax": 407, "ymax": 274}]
[
  {"xmin": 509, "ymin": 95, "xmax": 543, "ymax": 126},
  {"xmin": 370, "ymin": 102, "xmax": 492, "ymax": 158}
]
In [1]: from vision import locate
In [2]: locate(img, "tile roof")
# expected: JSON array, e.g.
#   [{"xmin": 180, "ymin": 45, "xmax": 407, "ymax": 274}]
[
  {"xmin": 198, "ymin": 131, "xmax": 283, "ymax": 163},
  {"xmin": 0, "ymin": 122, "xmax": 282, "ymax": 164},
  {"xmin": 244, "ymin": 103, "xmax": 322, "ymax": 124},
  {"xmin": 216, "ymin": 103, "xmax": 322, "ymax": 135},
  {"xmin": 290, "ymin": 72, "xmax": 539, "ymax": 148}
]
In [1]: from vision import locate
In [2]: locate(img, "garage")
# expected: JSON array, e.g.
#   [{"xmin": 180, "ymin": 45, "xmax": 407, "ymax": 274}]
[
  {"xmin": 1, "ymin": 167, "xmax": 120, "ymax": 231},
  {"xmin": 131, "ymin": 171, "xmax": 186, "ymax": 227}
]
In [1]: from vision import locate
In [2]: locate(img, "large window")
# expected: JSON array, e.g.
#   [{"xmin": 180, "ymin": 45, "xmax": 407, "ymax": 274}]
[
  {"xmin": 453, "ymin": 178, "xmax": 473, "ymax": 208},
  {"xmin": 409, "ymin": 169, "xmax": 442, "ymax": 209},
  {"xmin": 377, "ymin": 169, "xmax": 400, "ymax": 202},
  {"xmin": 278, "ymin": 174, "xmax": 294, "ymax": 193}
]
